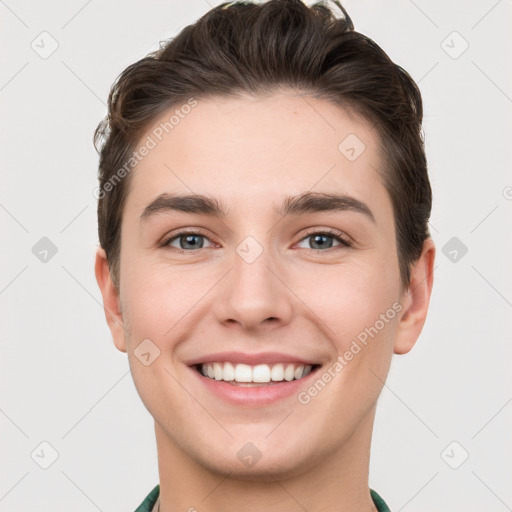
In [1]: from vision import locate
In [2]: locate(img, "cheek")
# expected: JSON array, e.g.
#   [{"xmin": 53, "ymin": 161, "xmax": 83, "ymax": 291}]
[
  {"xmin": 120, "ymin": 240, "xmax": 194, "ymax": 333},
  {"xmin": 311, "ymin": 262, "xmax": 399, "ymax": 340},
  {"xmin": 308, "ymin": 268, "xmax": 400, "ymax": 406},
  {"xmin": 119, "ymin": 269, "xmax": 195, "ymax": 416}
]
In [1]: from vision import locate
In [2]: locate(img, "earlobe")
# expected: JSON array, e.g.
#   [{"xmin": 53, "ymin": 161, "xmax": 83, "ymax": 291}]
[
  {"xmin": 394, "ymin": 238, "xmax": 436, "ymax": 355},
  {"xmin": 94, "ymin": 248, "xmax": 127, "ymax": 353}
]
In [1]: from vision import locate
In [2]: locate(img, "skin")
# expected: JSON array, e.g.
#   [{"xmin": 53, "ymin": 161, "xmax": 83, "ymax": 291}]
[{"xmin": 96, "ymin": 90, "xmax": 435, "ymax": 512}]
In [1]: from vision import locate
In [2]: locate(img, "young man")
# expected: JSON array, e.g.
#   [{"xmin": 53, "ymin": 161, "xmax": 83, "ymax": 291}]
[{"xmin": 94, "ymin": 1, "xmax": 435, "ymax": 511}]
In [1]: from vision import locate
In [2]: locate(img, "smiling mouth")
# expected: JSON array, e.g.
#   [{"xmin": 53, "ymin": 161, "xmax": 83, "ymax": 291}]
[{"xmin": 194, "ymin": 362, "xmax": 321, "ymax": 386}]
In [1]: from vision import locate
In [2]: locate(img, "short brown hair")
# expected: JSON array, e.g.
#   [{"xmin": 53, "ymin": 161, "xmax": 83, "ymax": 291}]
[{"xmin": 94, "ymin": 0, "xmax": 432, "ymax": 289}]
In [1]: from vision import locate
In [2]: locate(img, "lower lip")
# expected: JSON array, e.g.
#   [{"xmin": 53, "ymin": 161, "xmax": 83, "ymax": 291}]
[{"xmin": 189, "ymin": 366, "xmax": 320, "ymax": 406}]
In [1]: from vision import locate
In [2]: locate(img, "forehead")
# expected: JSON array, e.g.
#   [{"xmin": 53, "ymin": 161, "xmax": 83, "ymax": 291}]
[{"xmin": 125, "ymin": 92, "xmax": 390, "ymax": 219}]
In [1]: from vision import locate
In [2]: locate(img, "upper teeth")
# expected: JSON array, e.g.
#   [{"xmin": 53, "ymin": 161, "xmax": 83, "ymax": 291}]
[{"xmin": 200, "ymin": 362, "xmax": 313, "ymax": 383}]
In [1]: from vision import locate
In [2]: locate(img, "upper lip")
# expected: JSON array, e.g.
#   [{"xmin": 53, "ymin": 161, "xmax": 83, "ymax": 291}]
[{"xmin": 185, "ymin": 351, "xmax": 320, "ymax": 366}]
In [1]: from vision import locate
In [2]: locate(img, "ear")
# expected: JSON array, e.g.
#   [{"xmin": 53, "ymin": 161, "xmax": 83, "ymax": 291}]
[
  {"xmin": 94, "ymin": 247, "xmax": 127, "ymax": 353},
  {"xmin": 394, "ymin": 238, "xmax": 436, "ymax": 355}
]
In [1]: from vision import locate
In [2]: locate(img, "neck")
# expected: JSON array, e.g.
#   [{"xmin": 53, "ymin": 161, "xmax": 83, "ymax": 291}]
[{"xmin": 155, "ymin": 405, "xmax": 378, "ymax": 512}]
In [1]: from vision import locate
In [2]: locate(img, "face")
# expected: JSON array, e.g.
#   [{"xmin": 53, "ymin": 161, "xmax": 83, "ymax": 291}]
[{"xmin": 96, "ymin": 90, "xmax": 434, "ymax": 479}]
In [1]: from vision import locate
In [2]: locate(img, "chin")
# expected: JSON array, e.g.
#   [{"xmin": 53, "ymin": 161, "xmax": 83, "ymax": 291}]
[{"xmin": 192, "ymin": 440, "xmax": 318, "ymax": 481}]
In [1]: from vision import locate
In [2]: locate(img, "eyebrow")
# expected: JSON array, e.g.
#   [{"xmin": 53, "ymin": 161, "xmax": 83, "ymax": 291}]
[{"xmin": 139, "ymin": 191, "xmax": 375, "ymax": 223}]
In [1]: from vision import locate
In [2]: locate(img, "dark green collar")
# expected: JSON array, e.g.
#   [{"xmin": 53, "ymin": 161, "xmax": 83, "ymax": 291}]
[
  {"xmin": 370, "ymin": 488, "xmax": 391, "ymax": 512},
  {"xmin": 134, "ymin": 484, "xmax": 392, "ymax": 511},
  {"xmin": 134, "ymin": 484, "xmax": 160, "ymax": 512}
]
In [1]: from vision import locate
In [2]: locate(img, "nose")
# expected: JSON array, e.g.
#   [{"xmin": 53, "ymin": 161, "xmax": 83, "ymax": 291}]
[{"xmin": 212, "ymin": 240, "xmax": 294, "ymax": 332}]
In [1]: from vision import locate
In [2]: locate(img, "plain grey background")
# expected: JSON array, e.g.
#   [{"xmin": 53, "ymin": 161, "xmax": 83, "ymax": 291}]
[{"xmin": 1, "ymin": 0, "xmax": 511, "ymax": 511}]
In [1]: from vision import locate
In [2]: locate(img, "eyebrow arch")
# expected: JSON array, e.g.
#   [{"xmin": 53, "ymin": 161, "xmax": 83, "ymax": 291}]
[
  {"xmin": 140, "ymin": 193, "xmax": 228, "ymax": 221},
  {"xmin": 276, "ymin": 192, "xmax": 376, "ymax": 223},
  {"xmin": 139, "ymin": 191, "xmax": 375, "ymax": 223}
]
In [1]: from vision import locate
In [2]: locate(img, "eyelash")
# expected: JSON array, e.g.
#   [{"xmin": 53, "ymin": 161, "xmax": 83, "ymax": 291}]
[{"xmin": 161, "ymin": 227, "xmax": 352, "ymax": 253}]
